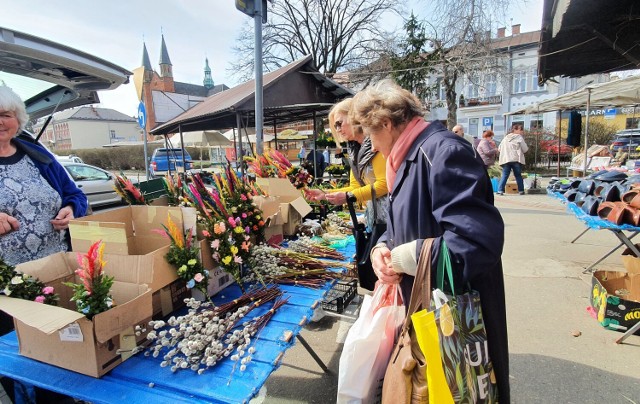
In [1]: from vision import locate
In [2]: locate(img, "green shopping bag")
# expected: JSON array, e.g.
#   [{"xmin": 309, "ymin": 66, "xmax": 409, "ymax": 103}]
[{"xmin": 412, "ymin": 240, "xmax": 497, "ymax": 404}]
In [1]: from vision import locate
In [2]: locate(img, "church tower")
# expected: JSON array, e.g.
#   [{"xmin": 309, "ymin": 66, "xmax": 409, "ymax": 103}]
[
  {"xmin": 203, "ymin": 58, "xmax": 214, "ymax": 89},
  {"xmin": 158, "ymin": 34, "xmax": 175, "ymax": 92},
  {"xmin": 141, "ymin": 42, "xmax": 153, "ymax": 83}
]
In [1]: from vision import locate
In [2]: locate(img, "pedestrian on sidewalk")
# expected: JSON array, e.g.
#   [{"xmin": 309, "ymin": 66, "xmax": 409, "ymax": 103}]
[
  {"xmin": 497, "ymin": 124, "xmax": 528, "ymax": 195},
  {"xmin": 477, "ymin": 129, "xmax": 499, "ymax": 169}
]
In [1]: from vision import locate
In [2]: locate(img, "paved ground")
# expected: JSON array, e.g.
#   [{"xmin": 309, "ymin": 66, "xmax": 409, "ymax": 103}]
[{"xmin": 256, "ymin": 192, "xmax": 640, "ymax": 404}]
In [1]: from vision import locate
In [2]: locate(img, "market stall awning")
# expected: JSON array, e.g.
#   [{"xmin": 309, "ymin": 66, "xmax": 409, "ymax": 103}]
[
  {"xmin": 168, "ymin": 130, "xmax": 231, "ymax": 147},
  {"xmin": 538, "ymin": 0, "xmax": 640, "ymax": 82},
  {"xmin": 150, "ymin": 55, "xmax": 354, "ymax": 135},
  {"xmin": 507, "ymin": 74, "xmax": 640, "ymax": 115}
]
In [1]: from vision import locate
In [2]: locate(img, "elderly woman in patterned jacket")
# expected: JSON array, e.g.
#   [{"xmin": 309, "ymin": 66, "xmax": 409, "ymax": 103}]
[{"xmin": 0, "ymin": 85, "xmax": 88, "ymax": 266}]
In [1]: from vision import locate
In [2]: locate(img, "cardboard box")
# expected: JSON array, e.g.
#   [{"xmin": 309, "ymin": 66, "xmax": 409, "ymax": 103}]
[
  {"xmin": 591, "ymin": 270, "xmax": 640, "ymax": 335},
  {"xmin": 505, "ymin": 182, "xmax": 519, "ymax": 194},
  {"xmin": 620, "ymin": 245, "xmax": 640, "ymax": 274},
  {"xmin": 0, "ymin": 252, "xmax": 153, "ymax": 377},
  {"xmin": 152, "ymin": 278, "xmax": 189, "ymax": 319},
  {"xmin": 256, "ymin": 178, "xmax": 312, "ymax": 236},
  {"xmin": 253, "ymin": 195, "xmax": 285, "ymax": 244},
  {"xmin": 199, "ymin": 239, "xmax": 235, "ymax": 296}
]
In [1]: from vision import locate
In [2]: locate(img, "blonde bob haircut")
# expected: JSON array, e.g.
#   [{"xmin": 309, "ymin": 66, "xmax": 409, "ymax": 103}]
[
  {"xmin": 328, "ymin": 97, "xmax": 363, "ymax": 144},
  {"xmin": 0, "ymin": 86, "xmax": 29, "ymax": 131},
  {"xmin": 350, "ymin": 79, "xmax": 424, "ymax": 132}
]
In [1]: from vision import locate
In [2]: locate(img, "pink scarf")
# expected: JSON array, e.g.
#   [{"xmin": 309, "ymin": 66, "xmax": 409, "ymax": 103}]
[{"xmin": 386, "ymin": 117, "xmax": 429, "ymax": 192}]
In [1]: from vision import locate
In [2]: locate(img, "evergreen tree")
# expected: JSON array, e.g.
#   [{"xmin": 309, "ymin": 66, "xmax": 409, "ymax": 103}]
[{"xmin": 390, "ymin": 12, "xmax": 436, "ymax": 101}]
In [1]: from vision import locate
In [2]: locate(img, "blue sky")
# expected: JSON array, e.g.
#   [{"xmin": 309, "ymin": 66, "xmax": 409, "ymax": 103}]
[{"xmin": 2, "ymin": 0, "xmax": 543, "ymax": 117}]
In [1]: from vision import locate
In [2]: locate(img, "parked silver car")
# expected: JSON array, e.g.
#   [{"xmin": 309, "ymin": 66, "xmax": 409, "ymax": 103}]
[{"xmin": 59, "ymin": 162, "xmax": 123, "ymax": 208}]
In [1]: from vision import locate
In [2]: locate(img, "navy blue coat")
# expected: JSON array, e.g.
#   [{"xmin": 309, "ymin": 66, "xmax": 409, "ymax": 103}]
[{"xmin": 380, "ymin": 120, "xmax": 510, "ymax": 402}]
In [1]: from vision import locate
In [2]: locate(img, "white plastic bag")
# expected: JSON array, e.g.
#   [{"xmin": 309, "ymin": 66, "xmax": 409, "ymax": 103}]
[{"xmin": 337, "ymin": 283, "xmax": 406, "ymax": 404}]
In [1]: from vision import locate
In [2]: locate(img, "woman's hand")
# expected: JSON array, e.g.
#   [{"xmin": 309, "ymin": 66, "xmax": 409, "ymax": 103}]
[
  {"xmin": 325, "ymin": 192, "xmax": 348, "ymax": 205},
  {"xmin": 303, "ymin": 188, "xmax": 325, "ymax": 202},
  {"xmin": 50, "ymin": 206, "xmax": 74, "ymax": 231},
  {"xmin": 0, "ymin": 213, "xmax": 19, "ymax": 235},
  {"xmin": 371, "ymin": 245, "xmax": 402, "ymax": 284}
]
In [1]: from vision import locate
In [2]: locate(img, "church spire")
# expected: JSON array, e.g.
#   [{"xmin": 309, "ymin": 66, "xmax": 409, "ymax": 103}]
[
  {"xmin": 141, "ymin": 42, "xmax": 153, "ymax": 83},
  {"xmin": 203, "ymin": 57, "xmax": 214, "ymax": 89},
  {"xmin": 159, "ymin": 34, "xmax": 173, "ymax": 78}
]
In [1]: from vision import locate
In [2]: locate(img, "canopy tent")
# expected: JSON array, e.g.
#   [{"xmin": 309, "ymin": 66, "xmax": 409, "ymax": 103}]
[
  {"xmin": 538, "ymin": 0, "xmax": 640, "ymax": 82},
  {"xmin": 167, "ymin": 130, "xmax": 232, "ymax": 168},
  {"xmin": 150, "ymin": 55, "xmax": 353, "ymax": 170},
  {"xmin": 506, "ymin": 74, "xmax": 640, "ymax": 173},
  {"xmin": 168, "ymin": 130, "xmax": 231, "ymax": 147}
]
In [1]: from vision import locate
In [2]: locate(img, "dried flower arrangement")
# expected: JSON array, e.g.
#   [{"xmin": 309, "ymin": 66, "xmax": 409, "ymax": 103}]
[
  {"xmin": 63, "ymin": 241, "xmax": 114, "ymax": 319},
  {"xmin": 114, "ymin": 173, "xmax": 147, "ymax": 205},
  {"xmin": 0, "ymin": 256, "xmax": 58, "ymax": 305},
  {"xmin": 156, "ymin": 214, "xmax": 209, "ymax": 300},
  {"xmin": 145, "ymin": 286, "xmax": 287, "ymax": 376}
]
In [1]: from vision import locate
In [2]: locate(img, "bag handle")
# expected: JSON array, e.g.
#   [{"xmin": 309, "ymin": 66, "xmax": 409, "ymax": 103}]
[
  {"xmin": 400, "ymin": 238, "xmax": 434, "ymax": 332},
  {"xmin": 436, "ymin": 240, "xmax": 455, "ymax": 294}
]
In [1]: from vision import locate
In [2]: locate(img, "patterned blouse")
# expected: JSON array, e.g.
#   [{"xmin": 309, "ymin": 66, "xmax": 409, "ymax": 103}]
[{"xmin": 0, "ymin": 149, "xmax": 67, "ymax": 265}]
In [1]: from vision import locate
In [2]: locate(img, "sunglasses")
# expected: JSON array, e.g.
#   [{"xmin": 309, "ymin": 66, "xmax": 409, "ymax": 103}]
[{"xmin": 334, "ymin": 120, "xmax": 343, "ymax": 130}]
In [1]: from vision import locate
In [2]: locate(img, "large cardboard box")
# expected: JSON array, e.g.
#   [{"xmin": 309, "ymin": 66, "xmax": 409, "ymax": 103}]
[
  {"xmin": 69, "ymin": 206, "xmax": 198, "ymax": 317},
  {"xmin": 620, "ymin": 245, "xmax": 640, "ymax": 274},
  {"xmin": 256, "ymin": 178, "xmax": 312, "ymax": 236},
  {"xmin": 199, "ymin": 239, "xmax": 234, "ymax": 296},
  {"xmin": 591, "ymin": 270, "xmax": 640, "ymax": 335},
  {"xmin": 0, "ymin": 252, "xmax": 153, "ymax": 377}
]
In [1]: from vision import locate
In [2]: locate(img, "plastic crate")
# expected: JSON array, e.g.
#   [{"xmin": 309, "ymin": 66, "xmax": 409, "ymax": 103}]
[{"xmin": 322, "ymin": 278, "xmax": 357, "ymax": 314}]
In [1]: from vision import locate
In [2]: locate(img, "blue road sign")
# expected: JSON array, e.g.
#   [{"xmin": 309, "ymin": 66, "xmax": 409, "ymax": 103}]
[
  {"xmin": 137, "ymin": 102, "xmax": 146, "ymax": 128},
  {"xmin": 483, "ymin": 117, "xmax": 493, "ymax": 127}
]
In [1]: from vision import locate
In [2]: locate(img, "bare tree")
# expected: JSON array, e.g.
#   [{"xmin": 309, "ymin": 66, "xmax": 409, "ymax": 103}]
[
  {"xmin": 228, "ymin": 0, "xmax": 402, "ymax": 82},
  {"xmin": 417, "ymin": 0, "xmax": 516, "ymax": 128}
]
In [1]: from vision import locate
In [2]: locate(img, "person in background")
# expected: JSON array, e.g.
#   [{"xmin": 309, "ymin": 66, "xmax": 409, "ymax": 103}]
[
  {"xmin": 497, "ymin": 123, "xmax": 528, "ymax": 195},
  {"xmin": 477, "ymin": 129, "xmax": 499, "ymax": 168},
  {"xmin": 354, "ymin": 80, "xmax": 509, "ymax": 402},
  {"xmin": 452, "ymin": 123, "xmax": 475, "ymax": 145},
  {"xmin": 298, "ymin": 144, "xmax": 306, "ymax": 162},
  {"xmin": 323, "ymin": 146, "xmax": 330, "ymax": 165}
]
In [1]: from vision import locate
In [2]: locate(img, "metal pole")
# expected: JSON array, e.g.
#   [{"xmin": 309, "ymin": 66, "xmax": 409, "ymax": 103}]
[
  {"xmin": 313, "ymin": 112, "xmax": 318, "ymax": 179},
  {"xmin": 143, "ymin": 127, "xmax": 149, "ymax": 179},
  {"xmin": 583, "ymin": 88, "xmax": 592, "ymax": 175},
  {"xmin": 254, "ymin": 0, "xmax": 264, "ymax": 155},
  {"xmin": 236, "ymin": 112, "xmax": 244, "ymax": 177},
  {"xmin": 557, "ymin": 110, "xmax": 562, "ymax": 177}
]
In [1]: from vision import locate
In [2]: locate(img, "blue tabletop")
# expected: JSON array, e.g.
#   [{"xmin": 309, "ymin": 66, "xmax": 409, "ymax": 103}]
[{"xmin": 0, "ymin": 239, "xmax": 356, "ymax": 404}]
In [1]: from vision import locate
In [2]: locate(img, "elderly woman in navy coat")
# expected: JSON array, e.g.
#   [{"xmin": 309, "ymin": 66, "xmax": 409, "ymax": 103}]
[{"xmin": 353, "ymin": 80, "xmax": 510, "ymax": 402}]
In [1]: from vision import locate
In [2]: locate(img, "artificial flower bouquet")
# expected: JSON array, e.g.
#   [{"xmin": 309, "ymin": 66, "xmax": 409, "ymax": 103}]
[
  {"xmin": 63, "ymin": 241, "xmax": 114, "ymax": 319},
  {"xmin": 286, "ymin": 165, "xmax": 314, "ymax": 189},
  {"xmin": 0, "ymin": 256, "xmax": 58, "ymax": 305},
  {"xmin": 114, "ymin": 173, "xmax": 147, "ymax": 205},
  {"xmin": 157, "ymin": 213, "xmax": 210, "ymax": 300}
]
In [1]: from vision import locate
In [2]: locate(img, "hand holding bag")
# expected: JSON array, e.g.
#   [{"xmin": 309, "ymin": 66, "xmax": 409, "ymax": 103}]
[
  {"xmin": 337, "ymin": 283, "xmax": 406, "ymax": 403},
  {"xmin": 381, "ymin": 238, "xmax": 434, "ymax": 404}
]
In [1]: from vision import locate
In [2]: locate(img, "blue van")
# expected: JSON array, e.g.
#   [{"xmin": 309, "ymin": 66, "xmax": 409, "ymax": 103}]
[{"xmin": 149, "ymin": 148, "xmax": 193, "ymax": 176}]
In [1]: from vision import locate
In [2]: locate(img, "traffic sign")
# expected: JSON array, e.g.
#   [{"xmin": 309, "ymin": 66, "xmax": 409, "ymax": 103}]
[
  {"xmin": 137, "ymin": 102, "xmax": 146, "ymax": 128},
  {"xmin": 235, "ymin": 0, "xmax": 268, "ymax": 23},
  {"xmin": 483, "ymin": 117, "xmax": 493, "ymax": 127}
]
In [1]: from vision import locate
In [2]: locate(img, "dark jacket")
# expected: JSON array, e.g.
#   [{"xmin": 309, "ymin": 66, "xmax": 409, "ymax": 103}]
[
  {"xmin": 13, "ymin": 138, "xmax": 88, "ymax": 218},
  {"xmin": 380, "ymin": 120, "xmax": 510, "ymax": 402}
]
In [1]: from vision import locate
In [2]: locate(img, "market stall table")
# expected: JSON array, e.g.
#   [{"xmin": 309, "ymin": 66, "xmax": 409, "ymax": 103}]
[{"xmin": 0, "ymin": 241, "xmax": 356, "ymax": 403}]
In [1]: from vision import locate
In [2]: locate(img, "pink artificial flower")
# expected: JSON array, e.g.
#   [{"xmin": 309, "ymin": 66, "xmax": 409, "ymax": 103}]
[
  {"xmin": 240, "ymin": 194, "xmax": 247, "ymax": 201},
  {"xmin": 235, "ymin": 217, "xmax": 241, "ymax": 225},
  {"xmin": 42, "ymin": 286, "xmax": 54, "ymax": 295},
  {"xmin": 201, "ymin": 230, "xmax": 211, "ymax": 238},
  {"xmin": 242, "ymin": 213, "xmax": 247, "ymax": 219},
  {"xmin": 245, "ymin": 226, "xmax": 250, "ymax": 234},
  {"xmin": 234, "ymin": 256, "xmax": 243, "ymax": 264},
  {"xmin": 34, "ymin": 296, "xmax": 45, "ymax": 303},
  {"xmin": 194, "ymin": 273, "xmax": 204, "ymax": 283},
  {"xmin": 211, "ymin": 239, "xmax": 220, "ymax": 249},
  {"xmin": 228, "ymin": 217, "xmax": 236, "ymax": 226}
]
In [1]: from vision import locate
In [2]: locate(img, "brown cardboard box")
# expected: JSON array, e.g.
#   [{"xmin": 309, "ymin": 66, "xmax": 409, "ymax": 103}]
[
  {"xmin": 199, "ymin": 239, "xmax": 234, "ymax": 296},
  {"xmin": 0, "ymin": 252, "xmax": 153, "ymax": 377},
  {"xmin": 620, "ymin": 245, "xmax": 640, "ymax": 274},
  {"xmin": 253, "ymin": 195, "xmax": 285, "ymax": 244},
  {"xmin": 591, "ymin": 270, "xmax": 640, "ymax": 335},
  {"xmin": 505, "ymin": 182, "xmax": 519, "ymax": 194},
  {"xmin": 256, "ymin": 178, "xmax": 312, "ymax": 236}
]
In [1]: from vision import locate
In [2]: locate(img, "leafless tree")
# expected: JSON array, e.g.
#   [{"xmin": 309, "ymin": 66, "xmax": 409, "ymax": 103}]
[
  {"xmin": 228, "ymin": 0, "xmax": 402, "ymax": 83},
  {"xmin": 417, "ymin": 0, "xmax": 516, "ymax": 128}
]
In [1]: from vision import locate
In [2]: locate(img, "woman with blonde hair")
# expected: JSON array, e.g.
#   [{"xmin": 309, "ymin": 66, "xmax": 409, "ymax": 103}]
[
  {"xmin": 353, "ymin": 80, "xmax": 510, "ymax": 402},
  {"xmin": 304, "ymin": 97, "xmax": 388, "ymax": 290}
]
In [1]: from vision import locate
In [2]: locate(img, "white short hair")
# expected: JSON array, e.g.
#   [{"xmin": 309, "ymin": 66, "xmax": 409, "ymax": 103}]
[{"xmin": 0, "ymin": 86, "xmax": 29, "ymax": 130}]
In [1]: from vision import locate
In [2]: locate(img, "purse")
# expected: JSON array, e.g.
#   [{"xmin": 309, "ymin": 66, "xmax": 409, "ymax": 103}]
[{"xmin": 381, "ymin": 238, "xmax": 434, "ymax": 404}]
